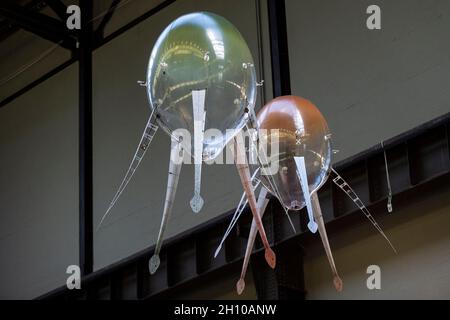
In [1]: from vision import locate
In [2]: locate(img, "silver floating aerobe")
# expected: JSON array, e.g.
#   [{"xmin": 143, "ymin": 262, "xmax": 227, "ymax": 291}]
[
  {"xmin": 190, "ymin": 89, "xmax": 207, "ymax": 213},
  {"xmin": 149, "ymin": 134, "xmax": 184, "ymax": 274},
  {"xmin": 102, "ymin": 12, "xmax": 262, "ymax": 278}
]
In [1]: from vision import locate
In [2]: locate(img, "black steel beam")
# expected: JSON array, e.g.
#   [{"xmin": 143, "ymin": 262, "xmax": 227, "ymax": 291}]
[
  {"xmin": 0, "ymin": 0, "xmax": 45, "ymax": 42},
  {"xmin": 0, "ymin": 58, "xmax": 76, "ymax": 108},
  {"xmin": 78, "ymin": 0, "xmax": 94, "ymax": 276},
  {"xmin": 94, "ymin": 0, "xmax": 176, "ymax": 49},
  {"xmin": 267, "ymin": 0, "xmax": 291, "ymax": 97},
  {"xmin": 45, "ymin": 0, "xmax": 67, "ymax": 21},
  {"xmin": 259, "ymin": 0, "xmax": 298, "ymax": 300},
  {"xmin": 37, "ymin": 111, "xmax": 450, "ymax": 300},
  {"xmin": 0, "ymin": 0, "xmax": 177, "ymax": 110},
  {"xmin": 0, "ymin": 0, "xmax": 75, "ymax": 50}
]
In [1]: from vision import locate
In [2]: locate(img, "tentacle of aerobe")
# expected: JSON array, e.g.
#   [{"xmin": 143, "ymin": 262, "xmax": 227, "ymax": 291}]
[
  {"xmin": 97, "ymin": 114, "xmax": 158, "ymax": 230},
  {"xmin": 294, "ymin": 156, "xmax": 318, "ymax": 233},
  {"xmin": 149, "ymin": 136, "xmax": 184, "ymax": 274},
  {"xmin": 234, "ymin": 136, "xmax": 276, "ymax": 269},
  {"xmin": 311, "ymin": 192, "xmax": 343, "ymax": 291},
  {"xmin": 190, "ymin": 89, "xmax": 206, "ymax": 213},
  {"xmin": 214, "ymin": 169, "xmax": 260, "ymax": 258},
  {"xmin": 236, "ymin": 186, "xmax": 269, "ymax": 295},
  {"xmin": 331, "ymin": 167, "xmax": 397, "ymax": 253}
]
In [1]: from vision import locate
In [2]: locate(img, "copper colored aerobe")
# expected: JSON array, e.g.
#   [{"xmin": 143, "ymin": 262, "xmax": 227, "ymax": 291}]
[{"xmin": 217, "ymin": 95, "xmax": 397, "ymax": 295}]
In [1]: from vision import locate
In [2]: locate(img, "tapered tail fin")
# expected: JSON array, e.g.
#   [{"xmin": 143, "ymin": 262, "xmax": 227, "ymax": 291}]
[
  {"xmin": 334, "ymin": 276, "xmax": 344, "ymax": 292},
  {"xmin": 97, "ymin": 116, "xmax": 158, "ymax": 230},
  {"xmin": 150, "ymin": 136, "xmax": 184, "ymax": 275},
  {"xmin": 191, "ymin": 89, "xmax": 207, "ymax": 213}
]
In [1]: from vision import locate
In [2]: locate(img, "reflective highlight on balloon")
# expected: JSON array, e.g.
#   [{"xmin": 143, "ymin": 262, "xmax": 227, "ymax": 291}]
[{"xmin": 147, "ymin": 12, "xmax": 257, "ymax": 161}]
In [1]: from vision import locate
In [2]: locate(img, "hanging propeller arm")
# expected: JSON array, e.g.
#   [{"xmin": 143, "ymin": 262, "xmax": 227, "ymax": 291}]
[
  {"xmin": 236, "ymin": 186, "xmax": 269, "ymax": 295},
  {"xmin": 331, "ymin": 167, "xmax": 397, "ymax": 253},
  {"xmin": 149, "ymin": 135, "xmax": 184, "ymax": 274},
  {"xmin": 311, "ymin": 192, "xmax": 343, "ymax": 291},
  {"xmin": 97, "ymin": 115, "xmax": 158, "ymax": 230},
  {"xmin": 190, "ymin": 89, "xmax": 207, "ymax": 213}
]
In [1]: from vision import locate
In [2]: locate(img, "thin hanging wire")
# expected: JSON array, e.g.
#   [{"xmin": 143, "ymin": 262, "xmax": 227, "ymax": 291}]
[
  {"xmin": 0, "ymin": 40, "xmax": 63, "ymax": 87},
  {"xmin": 97, "ymin": 109, "xmax": 158, "ymax": 231},
  {"xmin": 330, "ymin": 167, "xmax": 397, "ymax": 253}
]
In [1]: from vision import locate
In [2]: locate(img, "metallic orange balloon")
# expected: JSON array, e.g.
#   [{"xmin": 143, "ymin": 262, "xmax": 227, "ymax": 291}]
[{"xmin": 257, "ymin": 95, "xmax": 332, "ymax": 210}]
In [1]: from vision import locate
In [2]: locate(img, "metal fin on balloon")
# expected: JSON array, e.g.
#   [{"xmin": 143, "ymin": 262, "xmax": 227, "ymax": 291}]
[
  {"xmin": 214, "ymin": 168, "xmax": 260, "ymax": 259},
  {"xmin": 330, "ymin": 167, "xmax": 397, "ymax": 253},
  {"xmin": 97, "ymin": 115, "xmax": 158, "ymax": 230},
  {"xmin": 236, "ymin": 186, "xmax": 269, "ymax": 295},
  {"xmin": 234, "ymin": 136, "xmax": 276, "ymax": 269},
  {"xmin": 149, "ymin": 136, "xmax": 184, "ymax": 275},
  {"xmin": 190, "ymin": 89, "xmax": 207, "ymax": 213},
  {"xmin": 311, "ymin": 192, "xmax": 343, "ymax": 292},
  {"xmin": 294, "ymin": 156, "xmax": 318, "ymax": 233}
]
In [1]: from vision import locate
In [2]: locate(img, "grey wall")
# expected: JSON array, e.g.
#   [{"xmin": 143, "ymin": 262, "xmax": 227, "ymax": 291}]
[
  {"xmin": 286, "ymin": 0, "xmax": 450, "ymax": 161},
  {"xmin": 304, "ymin": 186, "xmax": 450, "ymax": 299},
  {"xmin": 0, "ymin": 64, "xmax": 79, "ymax": 299}
]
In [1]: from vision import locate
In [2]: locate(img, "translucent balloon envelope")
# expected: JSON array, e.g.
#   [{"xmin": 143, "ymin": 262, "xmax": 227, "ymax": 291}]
[
  {"xmin": 146, "ymin": 12, "xmax": 257, "ymax": 161},
  {"xmin": 257, "ymin": 96, "xmax": 332, "ymax": 210}
]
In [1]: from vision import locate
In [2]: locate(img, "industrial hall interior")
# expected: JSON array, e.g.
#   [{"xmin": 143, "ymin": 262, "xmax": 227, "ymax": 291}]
[{"xmin": 0, "ymin": 0, "xmax": 450, "ymax": 300}]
